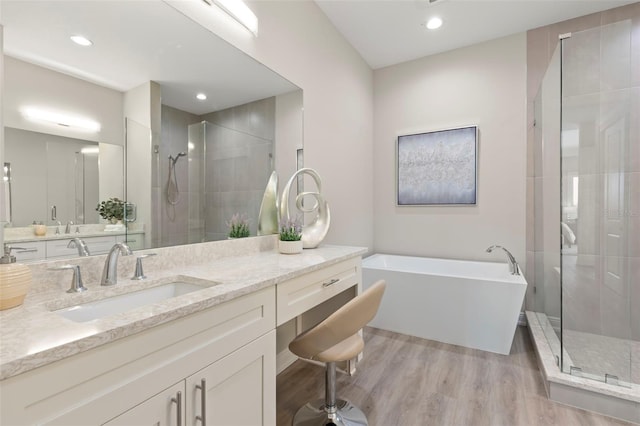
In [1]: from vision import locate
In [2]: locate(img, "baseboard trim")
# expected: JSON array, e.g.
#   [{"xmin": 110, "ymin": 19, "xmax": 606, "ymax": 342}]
[
  {"xmin": 276, "ymin": 348, "xmax": 298, "ymax": 375},
  {"xmin": 519, "ymin": 311, "xmax": 560, "ymax": 332},
  {"xmin": 547, "ymin": 315, "xmax": 561, "ymax": 332},
  {"xmin": 518, "ymin": 312, "xmax": 527, "ymax": 326}
]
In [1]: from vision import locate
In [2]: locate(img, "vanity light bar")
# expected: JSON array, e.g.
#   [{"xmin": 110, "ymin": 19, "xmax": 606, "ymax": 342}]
[
  {"xmin": 80, "ymin": 146, "xmax": 100, "ymax": 154},
  {"xmin": 22, "ymin": 108, "xmax": 101, "ymax": 132},
  {"xmin": 203, "ymin": 0, "xmax": 258, "ymax": 35}
]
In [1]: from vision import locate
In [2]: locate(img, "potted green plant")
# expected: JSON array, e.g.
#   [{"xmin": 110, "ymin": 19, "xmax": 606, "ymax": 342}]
[
  {"xmin": 279, "ymin": 216, "xmax": 303, "ymax": 254},
  {"xmin": 96, "ymin": 198, "xmax": 125, "ymax": 224},
  {"xmin": 227, "ymin": 213, "xmax": 250, "ymax": 238}
]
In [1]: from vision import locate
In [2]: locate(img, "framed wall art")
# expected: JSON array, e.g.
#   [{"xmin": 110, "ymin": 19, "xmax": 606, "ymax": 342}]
[{"xmin": 396, "ymin": 125, "xmax": 478, "ymax": 206}]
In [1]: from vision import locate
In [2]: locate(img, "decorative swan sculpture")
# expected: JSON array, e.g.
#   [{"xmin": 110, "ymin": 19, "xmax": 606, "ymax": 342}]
[{"xmin": 279, "ymin": 168, "xmax": 330, "ymax": 249}]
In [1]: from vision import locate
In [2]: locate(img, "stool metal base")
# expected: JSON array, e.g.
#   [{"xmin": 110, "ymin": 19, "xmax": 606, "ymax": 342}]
[{"xmin": 292, "ymin": 398, "xmax": 368, "ymax": 426}]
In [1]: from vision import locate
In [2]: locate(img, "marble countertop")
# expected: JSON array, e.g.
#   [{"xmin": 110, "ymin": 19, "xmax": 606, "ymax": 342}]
[{"xmin": 0, "ymin": 244, "xmax": 366, "ymax": 380}]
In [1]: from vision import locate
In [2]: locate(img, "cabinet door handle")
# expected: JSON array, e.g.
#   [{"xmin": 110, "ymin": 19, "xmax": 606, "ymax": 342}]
[
  {"xmin": 171, "ymin": 390, "xmax": 182, "ymax": 426},
  {"xmin": 322, "ymin": 278, "xmax": 340, "ymax": 287},
  {"xmin": 51, "ymin": 205, "xmax": 57, "ymax": 221},
  {"xmin": 195, "ymin": 378, "xmax": 206, "ymax": 425}
]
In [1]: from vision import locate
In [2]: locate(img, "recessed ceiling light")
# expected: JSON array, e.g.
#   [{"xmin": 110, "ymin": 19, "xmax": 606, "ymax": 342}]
[
  {"xmin": 70, "ymin": 35, "xmax": 93, "ymax": 46},
  {"xmin": 196, "ymin": 93, "xmax": 207, "ymax": 100},
  {"xmin": 425, "ymin": 17, "xmax": 443, "ymax": 30}
]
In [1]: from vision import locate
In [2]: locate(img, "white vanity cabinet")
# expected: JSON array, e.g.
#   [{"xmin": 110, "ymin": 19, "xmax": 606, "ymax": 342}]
[
  {"xmin": 104, "ymin": 331, "xmax": 276, "ymax": 426},
  {"xmin": 276, "ymin": 257, "xmax": 361, "ymax": 326},
  {"xmin": 46, "ymin": 235, "xmax": 120, "ymax": 258},
  {"xmin": 10, "ymin": 241, "xmax": 46, "ymax": 262},
  {"xmin": 103, "ymin": 381, "xmax": 185, "ymax": 426},
  {"xmin": 7, "ymin": 233, "xmax": 145, "ymax": 262},
  {"xmin": 185, "ymin": 331, "xmax": 276, "ymax": 426},
  {"xmin": 0, "ymin": 287, "xmax": 276, "ymax": 425}
]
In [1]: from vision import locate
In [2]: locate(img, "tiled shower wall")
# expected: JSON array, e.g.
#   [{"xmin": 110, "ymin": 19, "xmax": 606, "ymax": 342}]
[
  {"xmin": 157, "ymin": 98, "xmax": 275, "ymax": 246},
  {"xmin": 526, "ymin": 3, "xmax": 640, "ymax": 341},
  {"xmin": 200, "ymin": 97, "xmax": 275, "ymax": 241},
  {"xmin": 154, "ymin": 105, "xmax": 199, "ymax": 248}
]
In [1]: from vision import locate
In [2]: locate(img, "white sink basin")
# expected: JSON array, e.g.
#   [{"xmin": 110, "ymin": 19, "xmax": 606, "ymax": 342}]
[{"xmin": 54, "ymin": 281, "xmax": 209, "ymax": 323}]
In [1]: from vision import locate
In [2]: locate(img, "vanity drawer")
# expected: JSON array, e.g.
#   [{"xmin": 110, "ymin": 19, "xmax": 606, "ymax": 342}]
[
  {"xmin": 276, "ymin": 258, "xmax": 360, "ymax": 326},
  {"xmin": 11, "ymin": 241, "xmax": 46, "ymax": 262},
  {"xmin": 46, "ymin": 236, "xmax": 117, "ymax": 258}
]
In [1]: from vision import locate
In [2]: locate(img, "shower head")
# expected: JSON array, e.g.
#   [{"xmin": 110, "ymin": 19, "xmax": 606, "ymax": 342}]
[{"xmin": 169, "ymin": 152, "xmax": 187, "ymax": 165}]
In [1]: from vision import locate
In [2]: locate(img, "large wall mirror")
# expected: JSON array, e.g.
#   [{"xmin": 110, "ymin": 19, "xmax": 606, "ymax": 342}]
[{"xmin": 2, "ymin": 0, "xmax": 303, "ymax": 258}]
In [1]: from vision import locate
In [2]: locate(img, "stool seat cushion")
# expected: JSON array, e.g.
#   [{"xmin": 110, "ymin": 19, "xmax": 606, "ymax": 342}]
[
  {"xmin": 287, "ymin": 280, "xmax": 385, "ymax": 360},
  {"xmin": 292, "ymin": 333, "xmax": 364, "ymax": 363}
]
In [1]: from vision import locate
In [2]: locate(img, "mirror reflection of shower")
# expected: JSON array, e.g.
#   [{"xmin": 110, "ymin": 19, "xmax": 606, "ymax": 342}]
[{"xmin": 167, "ymin": 152, "xmax": 187, "ymax": 206}]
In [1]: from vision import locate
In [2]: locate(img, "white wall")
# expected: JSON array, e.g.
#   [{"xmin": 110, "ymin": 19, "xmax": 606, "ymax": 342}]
[
  {"xmin": 124, "ymin": 82, "xmax": 159, "ymax": 248},
  {"xmin": 372, "ymin": 34, "xmax": 527, "ymax": 265},
  {"xmin": 275, "ymin": 90, "xmax": 303, "ymax": 185},
  {"xmin": 3, "ymin": 57, "xmax": 123, "ymax": 145},
  {"xmin": 1, "ymin": 25, "xmax": 6, "ymax": 231},
  {"xmin": 166, "ymin": 0, "xmax": 375, "ymax": 249},
  {"xmin": 99, "ymin": 143, "xmax": 124, "ymax": 202}
]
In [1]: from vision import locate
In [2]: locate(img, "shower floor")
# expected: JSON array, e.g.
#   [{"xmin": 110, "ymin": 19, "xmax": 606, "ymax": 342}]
[
  {"xmin": 526, "ymin": 311, "xmax": 640, "ymax": 423},
  {"xmin": 564, "ymin": 328, "xmax": 640, "ymax": 386}
]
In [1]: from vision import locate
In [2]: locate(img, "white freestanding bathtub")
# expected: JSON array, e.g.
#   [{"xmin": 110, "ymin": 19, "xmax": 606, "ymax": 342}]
[{"xmin": 362, "ymin": 253, "xmax": 527, "ymax": 355}]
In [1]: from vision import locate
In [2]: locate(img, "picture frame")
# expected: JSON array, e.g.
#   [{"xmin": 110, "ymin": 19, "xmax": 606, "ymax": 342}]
[{"xmin": 396, "ymin": 125, "xmax": 478, "ymax": 206}]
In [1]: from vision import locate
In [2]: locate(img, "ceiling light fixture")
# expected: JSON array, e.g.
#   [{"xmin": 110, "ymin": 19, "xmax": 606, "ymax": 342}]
[
  {"xmin": 425, "ymin": 17, "xmax": 443, "ymax": 30},
  {"xmin": 23, "ymin": 107, "xmax": 101, "ymax": 132},
  {"xmin": 70, "ymin": 35, "xmax": 93, "ymax": 46},
  {"xmin": 196, "ymin": 93, "xmax": 207, "ymax": 100},
  {"xmin": 202, "ymin": 0, "xmax": 258, "ymax": 35}
]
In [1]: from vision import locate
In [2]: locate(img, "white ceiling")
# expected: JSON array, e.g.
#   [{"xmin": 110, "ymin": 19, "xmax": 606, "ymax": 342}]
[
  {"xmin": 1, "ymin": 1, "xmax": 298, "ymax": 115},
  {"xmin": 2, "ymin": 0, "xmax": 635, "ymax": 111},
  {"xmin": 315, "ymin": 0, "xmax": 638, "ymax": 69}
]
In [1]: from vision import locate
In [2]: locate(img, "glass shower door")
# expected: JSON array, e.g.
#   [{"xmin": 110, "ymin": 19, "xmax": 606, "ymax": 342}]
[
  {"xmin": 534, "ymin": 43, "xmax": 563, "ymax": 370},
  {"xmin": 188, "ymin": 121, "xmax": 274, "ymax": 242},
  {"xmin": 560, "ymin": 22, "xmax": 637, "ymax": 386}
]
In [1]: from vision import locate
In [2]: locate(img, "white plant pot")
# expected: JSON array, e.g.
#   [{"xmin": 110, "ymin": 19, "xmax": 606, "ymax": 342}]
[{"xmin": 279, "ymin": 240, "xmax": 303, "ymax": 254}]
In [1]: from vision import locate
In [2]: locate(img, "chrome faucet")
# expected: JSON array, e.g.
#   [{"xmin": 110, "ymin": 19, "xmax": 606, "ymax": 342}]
[
  {"xmin": 486, "ymin": 245, "xmax": 520, "ymax": 275},
  {"xmin": 132, "ymin": 253, "xmax": 157, "ymax": 280},
  {"xmin": 55, "ymin": 221, "xmax": 62, "ymax": 235},
  {"xmin": 65, "ymin": 220, "xmax": 74, "ymax": 234},
  {"xmin": 49, "ymin": 264, "xmax": 87, "ymax": 293},
  {"xmin": 101, "ymin": 242, "xmax": 132, "ymax": 286},
  {"xmin": 67, "ymin": 238, "xmax": 90, "ymax": 256}
]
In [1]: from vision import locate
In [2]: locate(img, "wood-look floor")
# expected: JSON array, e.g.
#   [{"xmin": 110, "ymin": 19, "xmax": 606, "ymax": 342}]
[{"xmin": 276, "ymin": 326, "xmax": 632, "ymax": 426}]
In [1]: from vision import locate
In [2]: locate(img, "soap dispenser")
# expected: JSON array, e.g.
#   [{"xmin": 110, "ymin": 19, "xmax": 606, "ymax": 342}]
[{"xmin": 0, "ymin": 245, "xmax": 32, "ymax": 310}]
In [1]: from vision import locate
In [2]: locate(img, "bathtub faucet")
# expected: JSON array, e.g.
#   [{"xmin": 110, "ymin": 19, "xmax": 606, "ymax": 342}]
[{"xmin": 486, "ymin": 245, "xmax": 520, "ymax": 275}]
